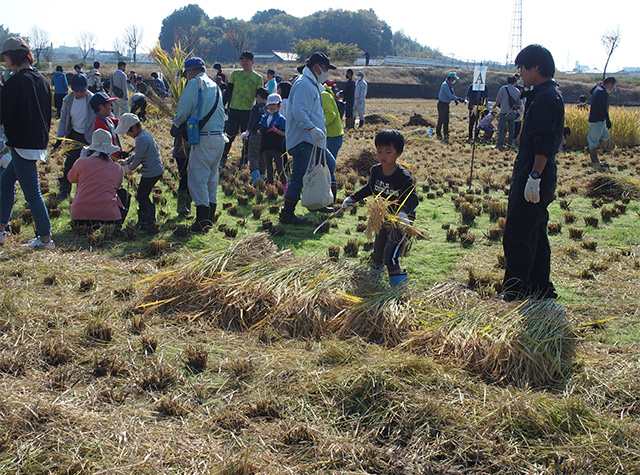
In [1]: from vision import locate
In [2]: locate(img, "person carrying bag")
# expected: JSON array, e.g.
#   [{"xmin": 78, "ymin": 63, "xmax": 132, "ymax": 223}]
[{"xmin": 301, "ymin": 144, "xmax": 333, "ymax": 211}]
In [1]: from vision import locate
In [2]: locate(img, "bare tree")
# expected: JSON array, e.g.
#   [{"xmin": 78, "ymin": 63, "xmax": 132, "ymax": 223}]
[
  {"xmin": 226, "ymin": 22, "xmax": 252, "ymax": 58},
  {"xmin": 601, "ymin": 27, "xmax": 621, "ymax": 80},
  {"xmin": 123, "ymin": 25, "xmax": 144, "ymax": 63},
  {"xmin": 76, "ymin": 31, "xmax": 97, "ymax": 64},
  {"xmin": 112, "ymin": 39, "xmax": 127, "ymax": 62},
  {"xmin": 29, "ymin": 26, "xmax": 50, "ymax": 65}
]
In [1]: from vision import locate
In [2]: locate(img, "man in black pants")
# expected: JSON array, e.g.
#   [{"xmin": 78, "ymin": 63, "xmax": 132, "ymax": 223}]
[
  {"xmin": 55, "ymin": 74, "xmax": 95, "ymax": 199},
  {"xmin": 220, "ymin": 51, "xmax": 263, "ymax": 167},
  {"xmin": 436, "ymin": 72, "xmax": 463, "ymax": 144},
  {"xmin": 343, "ymin": 69, "xmax": 356, "ymax": 129},
  {"xmin": 501, "ymin": 44, "xmax": 565, "ymax": 302}
]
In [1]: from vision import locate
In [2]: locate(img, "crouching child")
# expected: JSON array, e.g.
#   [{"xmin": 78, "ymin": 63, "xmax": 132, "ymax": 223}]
[
  {"xmin": 342, "ymin": 129, "xmax": 418, "ymax": 287},
  {"xmin": 115, "ymin": 113, "xmax": 164, "ymax": 229}
]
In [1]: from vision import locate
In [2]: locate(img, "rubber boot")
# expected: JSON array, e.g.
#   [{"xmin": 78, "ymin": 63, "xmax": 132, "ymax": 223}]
[
  {"xmin": 149, "ymin": 203, "xmax": 156, "ymax": 225},
  {"xmin": 345, "ymin": 118, "xmax": 355, "ymax": 129},
  {"xmin": 279, "ymin": 198, "xmax": 308, "ymax": 225},
  {"xmin": 359, "ymin": 118, "xmax": 364, "ymax": 128},
  {"xmin": 250, "ymin": 169, "xmax": 261, "ymax": 185},
  {"xmin": 330, "ymin": 183, "xmax": 337, "ymax": 203},
  {"xmin": 57, "ymin": 178, "xmax": 72, "ymax": 200},
  {"xmin": 589, "ymin": 147, "xmax": 600, "ymax": 167},
  {"xmin": 177, "ymin": 190, "xmax": 191, "ymax": 216},
  {"xmin": 208, "ymin": 203, "xmax": 217, "ymax": 224},
  {"xmin": 191, "ymin": 205, "xmax": 212, "ymax": 233},
  {"xmin": 389, "ymin": 273, "xmax": 408, "ymax": 288},
  {"xmin": 135, "ymin": 208, "xmax": 151, "ymax": 230}
]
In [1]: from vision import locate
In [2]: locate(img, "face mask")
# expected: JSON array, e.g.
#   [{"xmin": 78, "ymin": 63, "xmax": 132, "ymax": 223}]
[{"xmin": 316, "ymin": 67, "xmax": 329, "ymax": 84}]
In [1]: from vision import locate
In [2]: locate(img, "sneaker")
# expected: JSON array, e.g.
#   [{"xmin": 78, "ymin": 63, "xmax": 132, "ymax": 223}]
[
  {"xmin": 22, "ymin": 237, "xmax": 55, "ymax": 250},
  {"xmin": 0, "ymin": 230, "xmax": 10, "ymax": 245}
]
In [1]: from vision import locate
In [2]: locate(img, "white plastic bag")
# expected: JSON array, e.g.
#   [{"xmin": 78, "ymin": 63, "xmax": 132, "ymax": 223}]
[{"xmin": 301, "ymin": 145, "xmax": 333, "ymax": 210}]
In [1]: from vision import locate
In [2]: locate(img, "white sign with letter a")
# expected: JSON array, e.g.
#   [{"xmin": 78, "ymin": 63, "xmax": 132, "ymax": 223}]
[{"xmin": 473, "ymin": 66, "xmax": 487, "ymax": 91}]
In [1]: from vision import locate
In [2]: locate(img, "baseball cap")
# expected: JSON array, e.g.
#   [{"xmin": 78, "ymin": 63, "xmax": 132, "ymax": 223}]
[
  {"xmin": 70, "ymin": 73, "xmax": 88, "ymax": 91},
  {"xmin": 114, "ymin": 113, "xmax": 140, "ymax": 134},
  {"xmin": 184, "ymin": 57, "xmax": 205, "ymax": 70},
  {"xmin": 356, "ymin": 71, "xmax": 364, "ymax": 77},
  {"xmin": 239, "ymin": 51, "xmax": 254, "ymax": 60},
  {"xmin": 2, "ymin": 37, "xmax": 29, "ymax": 54},
  {"xmin": 306, "ymin": 52, "xmax": 336, "ymax": 70},
  {"xmin": 448, "ymin": 72, "xmax": 459, "ymax": 80},
  {"xmin": 89, "ymin": 92, "xmax": 116, "ymax": 112},
  {"xmin": 266, "ymin": 93, "xmax": 282, "ymax": 105}
]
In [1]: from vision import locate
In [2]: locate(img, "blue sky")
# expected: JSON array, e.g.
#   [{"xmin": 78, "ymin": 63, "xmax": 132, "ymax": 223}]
[{"xmin": 5, "ymin": 0, "xmax": 635, "ymax": 72}]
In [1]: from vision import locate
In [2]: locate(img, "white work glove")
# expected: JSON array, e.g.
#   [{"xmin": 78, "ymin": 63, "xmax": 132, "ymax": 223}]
[
  {"xmin": 397, "ymin": 211, "xmax": 411, "ymax": 227},
  {"xmin": 240, "ymin": 131, "xmax": 250, "ymax": 139},
  {"xmin": 309, "ymin": 127, "xmax": 326, "ymax": 145},
  {"xmin": 524, "ymin": 176, "xmax": 541, "ymax": 203},
  {"xmin": 341, "ymin": 196, "xmax": 355, "ymax": 210}
]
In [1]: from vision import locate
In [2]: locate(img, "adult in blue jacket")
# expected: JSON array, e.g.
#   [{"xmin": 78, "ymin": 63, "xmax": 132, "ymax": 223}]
[
  {"xmin": 173, "ymin": 57, "xmax": 224, "ymax": 233},
  {"xmin": 436, "ymin": 71, "xmax": 464, "ymax": 144},
  {"xmin": 51, "ymin": 65, "xmax": 68, "ymax": 118}
]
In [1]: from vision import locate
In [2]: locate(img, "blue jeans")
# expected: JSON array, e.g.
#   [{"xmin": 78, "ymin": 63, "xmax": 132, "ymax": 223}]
[
  {"xmin": 285, "ymin": 142, "xmax": 336, "ymax": 202},
  {"xmin": 0, "ymin": 149, "xmax": 51, "ymax": 238},
  {"xmin": 326, "ymin": 135, "xmax": 343, "ymax": 165}
]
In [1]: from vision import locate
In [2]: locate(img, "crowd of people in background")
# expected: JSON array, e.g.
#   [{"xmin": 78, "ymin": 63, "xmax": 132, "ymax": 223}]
[{"xmin": 0, "ymin": 36, "xmax": 618, "ymax": 298}]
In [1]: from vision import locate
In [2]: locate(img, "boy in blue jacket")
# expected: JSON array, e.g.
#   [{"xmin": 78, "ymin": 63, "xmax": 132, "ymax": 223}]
[{"xmin": 258, "ymin": 93, "xmax": 287, "ymax": 192}]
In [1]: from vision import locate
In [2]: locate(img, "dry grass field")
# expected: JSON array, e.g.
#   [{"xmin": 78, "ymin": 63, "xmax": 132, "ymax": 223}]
[{"xmin": 0, "ymin": 92, "xmax": 639, "ymax": 474}]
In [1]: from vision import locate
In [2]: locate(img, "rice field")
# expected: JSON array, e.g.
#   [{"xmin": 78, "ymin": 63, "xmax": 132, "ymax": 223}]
[{"xmin": 0, "ymin": 92, "xmax": 639, "ymax": 474}]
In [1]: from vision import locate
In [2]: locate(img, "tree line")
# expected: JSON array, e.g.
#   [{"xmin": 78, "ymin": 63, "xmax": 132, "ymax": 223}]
[{"xmin": 159, "ymin": 6, "xmax": 442, "ymax": 63}]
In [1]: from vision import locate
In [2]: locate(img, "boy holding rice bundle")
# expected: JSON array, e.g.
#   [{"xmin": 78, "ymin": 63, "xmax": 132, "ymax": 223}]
[{"xmin": 342, "ymin": 129, "xmax": 418, "ymax": 287}]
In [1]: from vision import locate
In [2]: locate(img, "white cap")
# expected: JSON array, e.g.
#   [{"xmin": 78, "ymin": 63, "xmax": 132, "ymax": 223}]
[
  {"xmin": 266, "ymin": 93, "xmax": 282, "ymax": 105},
  {"xmin": 114, "ymin": 113, "xmax": 140, "ymax": 134}
]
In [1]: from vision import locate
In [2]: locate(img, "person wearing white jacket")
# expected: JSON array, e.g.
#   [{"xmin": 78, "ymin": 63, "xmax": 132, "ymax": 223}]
[
  {"xmin": 354, "ymin": 71, "xmax": 368, "ymax": 127},
  {"xmin": 279, "ymin": 52, "xmax": 337, "ymax": 225}
]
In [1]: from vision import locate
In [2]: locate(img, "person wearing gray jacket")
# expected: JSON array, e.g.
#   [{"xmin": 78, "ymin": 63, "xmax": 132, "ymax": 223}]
[
  {"xmin": 110, "ymin": 61, "xmax": 129, "ymax": 117},
  {"xmin": 55, "ymin": 73, "xmax": 95, "ymax": 199}
]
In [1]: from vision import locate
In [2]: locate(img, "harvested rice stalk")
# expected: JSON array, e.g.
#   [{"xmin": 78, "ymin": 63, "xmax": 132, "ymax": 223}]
[
  {"xmin": 139, "ymin": 233, "xmax": 414, "ymax": 343},
  {"xmin": 365, "ymin": 192, "xmax": 426, "ymax": 240},
  {"xmin": 404, "ymin": 299, "xmax": 575, "ymax": 388},
  {"xmin": 365, "ymin": 195, "xmax": 388, "ymax": 239}
]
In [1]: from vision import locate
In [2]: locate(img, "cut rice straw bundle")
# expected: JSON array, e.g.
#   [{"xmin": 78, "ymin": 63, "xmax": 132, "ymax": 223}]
[
  {"xmin": 139, "ymin": 233, "xmax": 413, "ymax": 343},
  {"xmin": 403, "ymin": 299, "xmax": 576, "ymax": 388},
  {"xmin": 365, "ymin": 192, "xmax": 426, "ymax": 240}
]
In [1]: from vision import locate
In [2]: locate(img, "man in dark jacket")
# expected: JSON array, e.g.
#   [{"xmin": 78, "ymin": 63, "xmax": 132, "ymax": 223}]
[
  {"xmin": 501, "ymin": 44, "xmax": 565, "ymax": 302},
  {"xmin": 343, "ymin": 69, "xmax": 356, "ymax": 129},
  {"xmin": 587, "ymin": 76, "xmax": 616, "ymax": 166}
]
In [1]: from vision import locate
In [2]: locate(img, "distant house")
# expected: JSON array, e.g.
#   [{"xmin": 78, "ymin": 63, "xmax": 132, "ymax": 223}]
[{"xmin": 253, "ymin": 51, "xmax": 298, "ymax": 64}]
